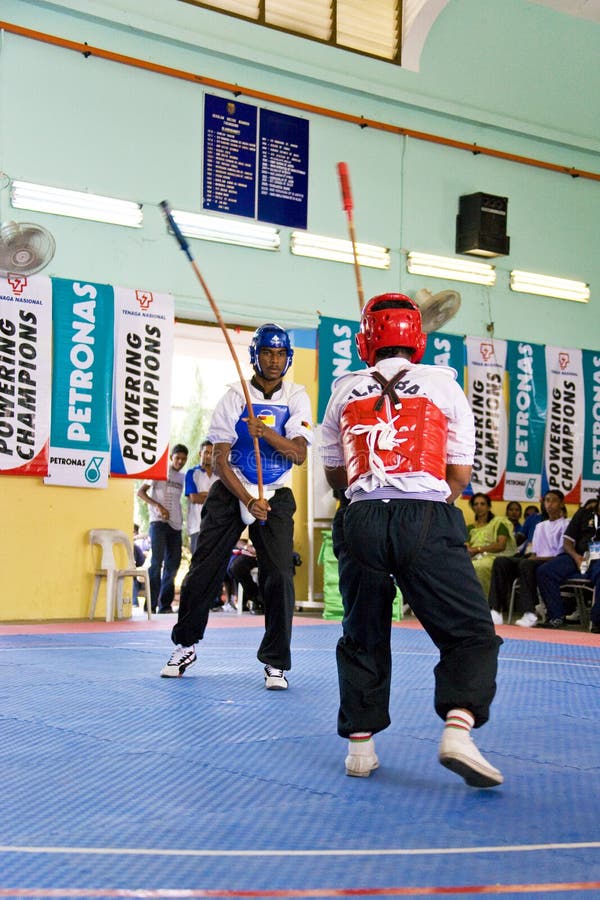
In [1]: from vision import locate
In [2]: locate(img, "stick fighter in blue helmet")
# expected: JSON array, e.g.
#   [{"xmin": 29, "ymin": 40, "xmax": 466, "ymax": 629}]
[
  {"xmin": 161, "ymin": 324, "xmax": 313, "ymax": 690},
  {"xmin": 319, "ymin": 294, "xmax": 504, "ymax": 787}
]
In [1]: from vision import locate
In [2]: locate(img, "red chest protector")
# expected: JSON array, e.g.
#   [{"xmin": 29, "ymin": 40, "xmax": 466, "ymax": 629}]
[{"xmin": 340, "ymin": 370, "xmax": 448, "ymax": 486}]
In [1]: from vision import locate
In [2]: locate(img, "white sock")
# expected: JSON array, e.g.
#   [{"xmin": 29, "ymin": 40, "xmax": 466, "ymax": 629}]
[
  {"xmin": 445, "ymin": 709, "xmax": 474, "ymax": 733},
  {"xmin": 349, "ymin": 731, "xmax": 372, "ymax": 743}
]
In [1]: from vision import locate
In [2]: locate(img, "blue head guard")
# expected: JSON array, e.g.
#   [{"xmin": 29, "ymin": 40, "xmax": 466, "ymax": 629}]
[{"xmin": 249, "ymin": 323, "xmax": 293, "ymax": 376}]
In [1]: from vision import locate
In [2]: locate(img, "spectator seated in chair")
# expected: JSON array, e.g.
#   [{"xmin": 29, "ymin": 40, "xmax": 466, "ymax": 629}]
[
  {"xmin": 537, "ymin": 495, "xmax": 600, "ymax": 631},
  {"xmin": 466, "ymin": 493, "xmax": 517, "ymax": 599},
  {"xmin": 487, "ymin": 490, "xmax": 568, "ymax": 626}
]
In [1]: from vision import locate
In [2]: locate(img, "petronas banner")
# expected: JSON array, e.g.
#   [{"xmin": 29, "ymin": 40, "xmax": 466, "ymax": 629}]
[
  {"xmin": 504, "ymin": 339, "xmax": 547, "ymax": 502},
  {"xmin": 45, "ymin": 278, "xmax": 114, "ymax": 489},
  {"xmin": 316, "ymin": 315, "xmax": 362, "ymax": 422},
  {"xmin": 582, "ymin": 350, "xmax": 600, "ymax": 504}
]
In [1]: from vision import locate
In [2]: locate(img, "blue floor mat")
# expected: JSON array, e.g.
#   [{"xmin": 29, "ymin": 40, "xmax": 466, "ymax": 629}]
[{"xmin": 1, "ymin": 624, "xmax": 599, "ymax": 898}]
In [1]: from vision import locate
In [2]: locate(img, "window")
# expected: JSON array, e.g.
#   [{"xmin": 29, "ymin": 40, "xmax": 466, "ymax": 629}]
[{"xmin": 178, "ymin": 0, "xmax": 402, "ymax": 63}]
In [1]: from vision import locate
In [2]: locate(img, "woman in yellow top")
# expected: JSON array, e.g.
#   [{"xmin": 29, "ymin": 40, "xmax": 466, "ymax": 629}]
[{"xmin": 466, "ymin": 493, "xmax": 517, "ymax": 597}]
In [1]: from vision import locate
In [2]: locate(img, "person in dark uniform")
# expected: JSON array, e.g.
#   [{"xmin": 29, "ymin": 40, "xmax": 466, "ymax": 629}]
[{"xmin": 319, "ymin": 293, "xmax": 503, "ymax": 788}]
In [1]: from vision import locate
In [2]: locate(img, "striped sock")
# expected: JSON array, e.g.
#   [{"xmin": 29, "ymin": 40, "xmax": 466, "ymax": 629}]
[
  {"xmin": 445, "ymin": 709, "xmax": 475, "ymax": 732},
  {"xmin": 349, "ymin": 731, "xmax": 372, "ymax": 742}
]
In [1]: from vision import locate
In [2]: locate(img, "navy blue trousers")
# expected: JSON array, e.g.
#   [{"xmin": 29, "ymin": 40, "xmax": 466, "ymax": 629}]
[
  {"xmin": 333, "ymin": 499, "xmax": 502, "ymax": 737},
  {"xmin": 537, "ymin": 553, "xmax": 600, "ymax": 624},
  {"xmin": 148, "ymin": 522, "xmax": 182, "ymax": 613}
]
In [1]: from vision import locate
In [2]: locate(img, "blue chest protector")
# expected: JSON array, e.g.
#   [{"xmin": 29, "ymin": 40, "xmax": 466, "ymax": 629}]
[{"xmin": 232, "ymin": 403, "xmax": 292, "ymax": 484}]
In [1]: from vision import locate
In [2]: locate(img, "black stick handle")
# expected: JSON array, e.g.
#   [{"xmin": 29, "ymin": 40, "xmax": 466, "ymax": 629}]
[{"xmin": 160, "ymin": 200, "xmax": 193, "ymax": 262}]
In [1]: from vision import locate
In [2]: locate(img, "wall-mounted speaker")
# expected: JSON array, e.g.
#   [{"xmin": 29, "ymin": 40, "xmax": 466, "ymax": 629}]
[{"xmin": 456, "ymin": 192, "xmax": 510, "ymax": 258}]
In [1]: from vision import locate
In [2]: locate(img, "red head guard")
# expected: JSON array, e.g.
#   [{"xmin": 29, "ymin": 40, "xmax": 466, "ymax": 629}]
[{"xmin": 356, "ymin": 293, "xmax": 427, "ymax": 366}]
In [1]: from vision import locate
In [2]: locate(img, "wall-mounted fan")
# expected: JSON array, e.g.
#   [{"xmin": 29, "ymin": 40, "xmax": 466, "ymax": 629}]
[
  {"xmin": 415, "ymin": 287, "xmax": 461, "ymax": 333},
  {"xmin": 0, "ymin": 173, "xmax": 56, "ymax": 277},
  {"xmin": 0, "ymin": 221, "xmax": 56, "ymax": 277}
]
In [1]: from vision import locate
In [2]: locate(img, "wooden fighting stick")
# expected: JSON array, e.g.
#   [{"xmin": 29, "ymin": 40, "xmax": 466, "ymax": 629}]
[
  {"xmin": 337, "ymin": 162, "xmax": 365, "ymax": 314},
  {"xmin": 159, "ymin": 200, "xmax": 264, "ymax": 502}
]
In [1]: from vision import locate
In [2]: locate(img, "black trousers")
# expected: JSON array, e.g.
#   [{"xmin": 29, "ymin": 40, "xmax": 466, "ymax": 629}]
[
  {"xmin": 172, "ymin": 480, "xmax": 297, "ymax": 669},
  {"xmin": 488, "ymin": 555, "xmax": 551, "ymax": 615},
  {"xmin": 333, "ymin": 499, "xmax": 502, "ymax": 737}
]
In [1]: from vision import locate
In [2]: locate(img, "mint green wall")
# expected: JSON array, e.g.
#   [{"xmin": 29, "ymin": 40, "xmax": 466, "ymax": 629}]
[{"xmin": 1, "ymin": 0, "xmax": 599, "ymax": 348}]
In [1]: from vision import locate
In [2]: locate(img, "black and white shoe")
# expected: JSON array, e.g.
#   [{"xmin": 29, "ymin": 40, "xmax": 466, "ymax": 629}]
[
  {"xmin": 160, "ymin": 645, "xmax": 197, "ymax": 677},
  {"xmin": 264, "ymin": 665, "xmax": 288, "ymax": 690}
]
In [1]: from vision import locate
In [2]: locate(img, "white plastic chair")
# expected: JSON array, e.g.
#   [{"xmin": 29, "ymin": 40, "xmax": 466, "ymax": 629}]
[
  {"xmin": 236, "ymin": 566, "xmax": 259, "ymax": 616},
  {"xmin": 561, "ymin": 577, "xmax": 595, "ymax": 630},
  {"xmin": 89, "ymin": 529, "xmax": 152, "ymax": 622}
]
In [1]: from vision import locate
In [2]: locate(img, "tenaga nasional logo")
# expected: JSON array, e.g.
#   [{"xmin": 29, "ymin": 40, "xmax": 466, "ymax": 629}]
[
  {"xmin": 7, "ymin": 276, "xmax": 27, "ymax": 295},
  {"xmin": 135, "ymin": 290, "xmax": 154, "ymax": 311}
]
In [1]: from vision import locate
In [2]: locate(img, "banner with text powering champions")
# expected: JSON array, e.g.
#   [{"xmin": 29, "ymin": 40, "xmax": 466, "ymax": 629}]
[
  {"xmin": 582, "ymin": 349, "xmax": 600, "ymax": 504},
  {"xmin": 504, "ymin": 339, "xmax": 547, "ymax": 502},
  {"xmin": 542, "ymin": 346, "xmax": 584, "ymax": 503},
  {"xmin": 45, "ymin": 278, "xmax": 114, "ymax": 489},
  {"xmin": 110, "ymin": 287, "xmax": 174, "ymax": 479},
  {"xmin": 465, "ymin": 336, "xmax": 508, "ymax": 499},
  {"xmin": 0, "ymin": 275, "xmax": 52, "ymax": 475}
]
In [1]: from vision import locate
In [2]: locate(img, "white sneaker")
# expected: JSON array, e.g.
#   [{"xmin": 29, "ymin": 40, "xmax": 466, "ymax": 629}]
[
  {"xmin": 535, "ymin": 601, "xmax": 547, "ymax": 621},
  {"xmin": 490, "ymin": 609, "xmax": 503, "ymax": 626},
  {"xmin": 345, "ymin": 737, "xmax": 379, "ymax": 777},
  {"xmin": 439, "ymin": 727, "xmax": 503, "ymax": 788},
  {"xmin": 160, "ymin": 644, "xmax": 196, "ymax": 678},
  {"xmin": 515, "ymin": 612, "xmax": 538, "ymax": 628},
  {"xmin": 222, "ymin": 600, "xmax": 237, "ymax": 614},
  {"xmin": 264, "ymin": 665, "xmax": 288, "ymax": 690}
]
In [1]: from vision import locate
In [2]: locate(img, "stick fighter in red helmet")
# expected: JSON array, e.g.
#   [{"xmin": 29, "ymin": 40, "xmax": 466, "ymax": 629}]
[{"xmin": 319, "ymin": 294, "xmax": 504, "ymax": 787}]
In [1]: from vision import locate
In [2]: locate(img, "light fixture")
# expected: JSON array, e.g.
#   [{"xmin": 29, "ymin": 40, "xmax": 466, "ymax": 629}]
[
  {"xmin": 510, "ymin": 270, "xmax": 590, "ymax": 303},
  {"xmin": 407, "ymin": 251, "xmax": 496, "ymax": 286},
  {"xmin": 290, "ymin": 232, "xmax": 390, "ymax": 269},
  {"xmin": 171, "ymin": 210, "xmax": 280, "ymax": 251},
  {"xmin": 11, "ymin": 180, "xmax": 143, "ymax": 227}
]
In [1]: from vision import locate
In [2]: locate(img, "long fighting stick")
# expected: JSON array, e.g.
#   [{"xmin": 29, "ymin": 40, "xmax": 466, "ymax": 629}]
[
  {"xmin": 337, "ymin": 162, "xmax": 365, "ymax": 314},
  {"xmin": 160, "ymin": 201, "xmax": 264, "ymax": 502}
]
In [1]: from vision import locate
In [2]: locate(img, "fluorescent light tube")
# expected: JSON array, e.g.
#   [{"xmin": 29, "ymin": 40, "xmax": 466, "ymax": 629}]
[
  {"xmin": 290, "ymin": 232, "xmax": 390, "ymax": 269},
  {"xmin": 171, "ymin": 210, "xmax": 279, "ymax": 251},
  {"xmin": 11, "ymin": 180, "xmax": 143, "ymax": 228},
  {"xmin": 510, "ymin": 270, "xmax": 590, "ymax": 303},
  {"xmin": 407, "ymin": 251, "xmax": 496, "ymax": 286}
]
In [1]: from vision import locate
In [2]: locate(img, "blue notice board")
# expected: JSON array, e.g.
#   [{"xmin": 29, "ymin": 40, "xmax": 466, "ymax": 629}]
[
  {"xmin": 258, "ymin": 109, "xmax": 308, "ymax": 229},
  {"xmin": 203, "ymin": 95, "xmax": 257, "ymax": 217}
]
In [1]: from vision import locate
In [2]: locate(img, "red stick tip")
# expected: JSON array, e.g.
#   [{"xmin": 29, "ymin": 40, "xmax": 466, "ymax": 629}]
[{"xmin": 337, "ymin": 162, "xmax": 353, "ymax": 213}]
